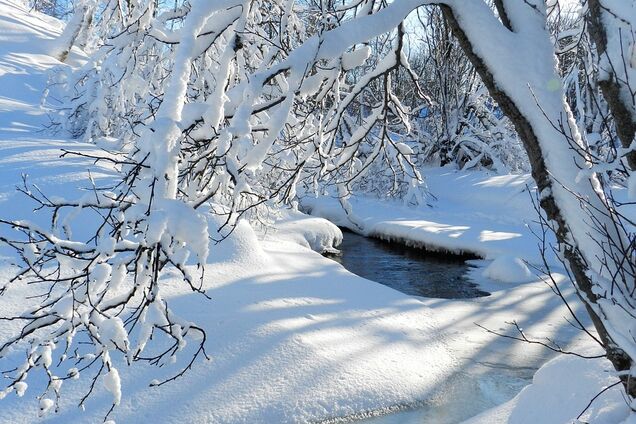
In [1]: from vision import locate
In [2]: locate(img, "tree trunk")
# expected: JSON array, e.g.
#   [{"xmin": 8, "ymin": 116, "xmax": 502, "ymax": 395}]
[
  {"xmin": 440, "ymin": 4, "xmax": 636, "ymax": 398},
  {"xmin": 51, "ymin": 4, "xmax": 90, "ymax": 62}
]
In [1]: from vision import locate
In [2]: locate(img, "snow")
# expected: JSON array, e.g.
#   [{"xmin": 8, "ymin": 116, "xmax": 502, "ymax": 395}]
[
  {"xmin": 146, "ymin": 198, "xmax": 211, "ymax": 263},
  {"xmin": 13, "ymin": 382, "xmax": 27, "ymax": 397},
  {"xmin": 267, "ymin": 209, "xmax": 343, "ymax": 254},
  {"xmin": 341, "ymin": 46, "xmax": 371, "ymax": 71},
  {"xmin": 482, "ymin": 256, "xmax": 532, "ymax": 284},
  {"xmin": 464, "ymin": 351, "xmax": 629, "ymax": 424},
  {"xmin": 0, "ymin": 0, "xmax": 113, "ymax": 234},
  {"xmin": 207, "ymin": 213, "xmax": 266, "ymax": 264},
  {"xmin": 302, "ymin": 168, "xmax": 546, "ymax": 263},
  {"xmin": 0, "ymin": 8, "xmax": 449, "ymax": 421},
  {"xmin": 0, "ymin": 231, "xmax": 597, "ymax": 423},
  {"xmin": 39, "ymin": 398, "xmax": 55, "ymax": 416},
  {"xmin": 96, "ymin": 316, "xmax": 129, "ymax": 352},
  {"xmin": 103, "ymin": 368, "xmax": 122, "ymax": 406},
  {"xmin": 446, "ymin": 0, "xmax": 636, "ymax": 376},
  {"xmin": 0, "ymin": 1, "xmax": 631, "ymax": 424}
]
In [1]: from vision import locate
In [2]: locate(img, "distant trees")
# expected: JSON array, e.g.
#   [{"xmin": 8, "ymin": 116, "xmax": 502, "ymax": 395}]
[
  {"xmin": 407, "ymin": 7, "xmax": 527, "ymax": 173},
  {"xmin": 28, "ymin": 0, "xmax": 71, "ymax": 18}
]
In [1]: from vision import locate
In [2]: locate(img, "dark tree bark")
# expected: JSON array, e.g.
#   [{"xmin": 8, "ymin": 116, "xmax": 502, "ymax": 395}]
[{"xmin": 439, "ymin": 4, "xmax": 636, "ymax": 398}]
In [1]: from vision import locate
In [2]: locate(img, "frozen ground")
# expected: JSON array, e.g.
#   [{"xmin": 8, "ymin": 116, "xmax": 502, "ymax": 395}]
[{"xmin": 0, "ymin": 2, "xmax": 630, "ymax": 423}]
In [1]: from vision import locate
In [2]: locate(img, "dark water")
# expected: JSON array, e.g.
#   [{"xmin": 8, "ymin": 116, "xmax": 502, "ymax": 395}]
[
  {"xmin": 322, "ymin": 232, "xmax": 528, "ymax": 424},
  {"xmin": 327, "ymin": 231, "xmax": 489, "ymax": 299}
]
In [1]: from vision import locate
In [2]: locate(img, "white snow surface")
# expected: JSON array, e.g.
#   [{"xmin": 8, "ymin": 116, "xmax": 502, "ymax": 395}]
[
  {"xmin": 482, "ymin": 256, "xmax": 533, "ymax": 284},
  {"xmin": 0, "ymin": 2, "xmax": 630, "ymax": 423},
  {"xmin": 268, "ymin": 208, "xmax": 343, "ymax": 254},
  {"xmin": 302, "ymin": 169, "xmax": 546, "ymax": 263},
  {"xmin": 465, "ymin": 350, "xmax": 630, "ymax": 424}
]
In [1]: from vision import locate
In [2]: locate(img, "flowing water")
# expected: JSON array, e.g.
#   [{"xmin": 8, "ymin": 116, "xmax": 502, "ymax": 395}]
[
  {"xmin": 327, "ymin": 230, "xmax": 489, "ymax": 299},
  {"xmin": 324, "ymin": 230, "xmax": 534, "ymax": 423}
]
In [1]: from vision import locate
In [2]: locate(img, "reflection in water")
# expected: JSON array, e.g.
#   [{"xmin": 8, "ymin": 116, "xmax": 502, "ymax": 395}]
[{"xmin": 326, "ymin": 230, "xmax": 489, "ymax": 299}]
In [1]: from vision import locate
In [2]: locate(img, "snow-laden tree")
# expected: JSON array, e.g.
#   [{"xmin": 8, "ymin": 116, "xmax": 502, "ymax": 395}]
[
  {"xmin": 1, "ymin": 0, "xmax": 635, "ymax": 417},
  {"xmin": 408, "ymin": 7, "xmax": 528, "ymax": 173},
  {"xmin": 553, "ymin": 2, "xmax": 630, "ymax": 184},
  {"xmin": 0, "ymin": 0, "xmax": 427, "ymax": 415},
  {"xmin": 436, "ymin": 0, "xmax": 636, "ymax": 401},
  {"xmin": 587, "ymin": 0, "xmax": 636, "ymax": 174}
]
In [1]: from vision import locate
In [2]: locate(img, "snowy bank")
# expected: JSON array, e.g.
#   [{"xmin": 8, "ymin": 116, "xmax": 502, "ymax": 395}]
[
  {"xmin": 0, "ymin": 235, "xmax": 597, "ymax": 424},
  {"xmin": 268, "ymin": 208, "xmax": 343, "ymax": 254},
  {"xmin": 302, "ymin": 168, "xmax": 548, "ymax": 264},
  {"xmin": 465, "ymin": 351, "xmax": 630, "ymax": 424}
]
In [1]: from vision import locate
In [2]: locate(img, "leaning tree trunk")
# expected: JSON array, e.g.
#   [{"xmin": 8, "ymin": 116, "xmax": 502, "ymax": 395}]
[
  {"xmin": 440, "ymin": 2, "xmax": 636, "ymax": 398},
  {"xmin": 50, "ymin": 3, "xmax": 92, "ymax": 62}
]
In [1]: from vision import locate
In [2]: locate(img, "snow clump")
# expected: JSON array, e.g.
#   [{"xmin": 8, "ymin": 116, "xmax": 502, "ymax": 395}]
[{"xmin": 482, "ymin": 255, "xmax": 532, "ymax": 283}]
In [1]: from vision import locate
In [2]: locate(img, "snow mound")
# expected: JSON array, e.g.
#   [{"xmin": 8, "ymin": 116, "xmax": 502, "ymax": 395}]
[
  {"xmin": 270, "ymin": 209, "xmax": 343, "ymax": 253},
  {"xmin": 465, "ymin": 350, "xmax": 629, "ymax": 424},
  {"xmin": 207, "ymin": 216, "xmax": 266, "ymax": 265},
  {"xmin": 482, "ymin": 255, "xmax": 532, "ymax": 284}
]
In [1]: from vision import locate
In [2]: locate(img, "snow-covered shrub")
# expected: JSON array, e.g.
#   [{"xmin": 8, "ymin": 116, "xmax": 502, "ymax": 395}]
[{"xmin": 1, "ymin": 0, "xmax": 429, "ymax": 416}]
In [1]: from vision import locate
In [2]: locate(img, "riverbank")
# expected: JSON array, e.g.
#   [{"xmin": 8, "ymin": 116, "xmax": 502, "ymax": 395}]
[
  {"xmin": 326, "ymin": 230, "xmax": 487, "ymax": 298},
  {"xmin": 301, "ymin": 169, "xmax": 549, "ymax": 265}
]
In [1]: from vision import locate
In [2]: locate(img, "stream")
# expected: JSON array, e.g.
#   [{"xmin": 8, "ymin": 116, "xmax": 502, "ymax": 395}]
[
  {"xmin": 323, "ymin": 230, "xmax": 534, "ymax": 423},
  {"xmin": 327, "ymin": 230, "xmax": 489, "ymax": 299}
]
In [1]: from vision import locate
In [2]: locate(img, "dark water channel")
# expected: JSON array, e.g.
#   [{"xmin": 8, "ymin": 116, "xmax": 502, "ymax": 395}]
[
  {"xmin": 322, "ymin": 231, "xmax": 533, "ymax": 424},
  {"xmin": 327, "ymin": 230, "xmax": 489, "ymax": 299}
]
